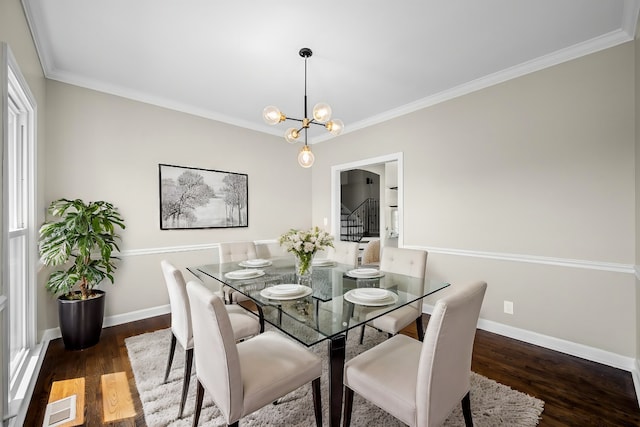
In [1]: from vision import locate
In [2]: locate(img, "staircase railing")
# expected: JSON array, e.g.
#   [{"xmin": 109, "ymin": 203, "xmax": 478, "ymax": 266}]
[{"xmin": 341, "ymin": 198, "xmax": 379, "ymax": 242}]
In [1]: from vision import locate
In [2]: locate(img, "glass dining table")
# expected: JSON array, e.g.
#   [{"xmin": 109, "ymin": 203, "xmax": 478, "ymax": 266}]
[{"xmin": 187, "ymin": 256, "xmax": 449, "ymax": 427}]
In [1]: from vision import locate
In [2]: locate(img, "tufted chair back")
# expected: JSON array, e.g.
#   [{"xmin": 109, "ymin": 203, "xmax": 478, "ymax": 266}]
[
  {"xmin": 380, "ymin": 246, "xmax": 427, "ymax": 279},
  {"xmin": 219, "ymin": 241, "xmax": 258, "ymax": 263},
  {"xmin": 326, "ymin": 240, "xmax": 359, "ymax": 268}
]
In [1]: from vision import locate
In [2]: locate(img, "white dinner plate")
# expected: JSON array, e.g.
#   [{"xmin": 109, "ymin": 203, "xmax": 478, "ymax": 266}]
[
  {"xmin": 260, "ymin": 285, "xmax": 312, "ymax": 300},
  {"xmin": 344, "ymin": 289, "xmax": 398, "ymax": 306},
  {"xmin": 312, "ymin": 258, "xmax": 335, "ymax": 267},
  {"xmin": 238, "ymin": 259, "xmax": 272, "ymax": 268},
  {"xmin": 268, "ymin": 284, "xmax": 303, "ymax": 296},
  {"xmin": 224, "ymin": 269, "xmax": 265, "ymax": 280},
  {"xmin": 352, "ymin": 288, "xmax": 389, "ymax": 301},
  {"xmin": 346, "ymin": 268, "xmax": 384, "ymax": 279}
]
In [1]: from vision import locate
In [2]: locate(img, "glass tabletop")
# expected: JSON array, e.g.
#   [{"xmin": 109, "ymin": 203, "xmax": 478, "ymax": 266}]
[{"xmin": 188, "ymin": 257, "xmax": 449, "ymax": 347}]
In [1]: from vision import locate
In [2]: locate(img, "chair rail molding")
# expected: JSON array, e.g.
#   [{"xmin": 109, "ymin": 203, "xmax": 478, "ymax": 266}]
[
  {"xmin": 116, "ymin": 243, "xmax": 219, "ymax": 257},
  {"xmin": 404, "ymin": 245, "xmax": 635, "ymax": 275},
  {"xmin": 115, "ymin": 242, "xmax": 635, "ymax": 275}
]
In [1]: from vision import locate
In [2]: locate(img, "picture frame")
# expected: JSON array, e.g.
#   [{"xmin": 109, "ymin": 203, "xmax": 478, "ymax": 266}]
[{"xmin": 159, "ymin": 163, "xmax": 248, "ymax": 229}]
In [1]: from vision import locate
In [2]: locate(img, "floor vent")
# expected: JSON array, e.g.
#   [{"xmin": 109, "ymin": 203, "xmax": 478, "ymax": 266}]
[{"xmin": 43, "ymin": 394, "xmax": 76, "ymax": 427}]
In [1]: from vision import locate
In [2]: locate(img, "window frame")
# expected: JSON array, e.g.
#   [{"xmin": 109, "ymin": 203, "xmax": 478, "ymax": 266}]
[{"xmin": 1, "ymin": 42, "xmax": 38, "ymax": 423}]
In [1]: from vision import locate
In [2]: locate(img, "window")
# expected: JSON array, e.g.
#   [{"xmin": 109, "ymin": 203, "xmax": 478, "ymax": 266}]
[{"xmin": 2, "ymin": 43, "xmax": 37, "ymax": 423}]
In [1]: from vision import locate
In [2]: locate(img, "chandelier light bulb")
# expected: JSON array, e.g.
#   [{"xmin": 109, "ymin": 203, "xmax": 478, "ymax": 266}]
[
  {"xmin": 298, "ymin": 145, "xmax": 315, "ymax": 168},
  {"xmin": 285, "ymin": 127, "xmax": 300, "ymax": 143},
  {"xmin": 312, "ymin": 103, "xmax": 332, "ymax": 122},
  {"xmin": 263, "ymin": 106, "xmax": 284, "ymax": 125},
  {"xmin": 326, "ymin": 119, "xmax": 344, "ymax": 136}
]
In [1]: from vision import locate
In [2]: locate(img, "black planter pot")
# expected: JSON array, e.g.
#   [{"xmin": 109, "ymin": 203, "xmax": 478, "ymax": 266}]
[{"xmin": 58, "ymin": 290, "xmax": 106, "ymax": 350}]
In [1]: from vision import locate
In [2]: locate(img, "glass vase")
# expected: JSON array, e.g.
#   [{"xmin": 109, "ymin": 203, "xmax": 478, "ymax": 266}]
[{"xmin": 295, "ymin": 252, "xmax": 314, "ymax": 286}]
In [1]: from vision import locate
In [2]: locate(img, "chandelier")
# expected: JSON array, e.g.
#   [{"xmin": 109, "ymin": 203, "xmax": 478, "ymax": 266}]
[{"xmin": 263, "ymin": 48, "xmax": 344, "ymax": 168}]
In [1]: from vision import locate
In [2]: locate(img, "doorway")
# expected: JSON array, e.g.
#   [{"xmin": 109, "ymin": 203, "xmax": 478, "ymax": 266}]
[
  {"xmin": 330, "ymin": 152, "xmax": 403, "ymax": 248},
  {"xmin": 340, "ymin": 169, "xmax": 380, "ymax": 241}
]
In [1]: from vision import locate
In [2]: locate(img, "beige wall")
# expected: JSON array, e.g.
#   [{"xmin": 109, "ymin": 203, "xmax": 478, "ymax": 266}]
[
  {"xmin": 2, "ymin": 0, "xmax": 639, "ymax": 361},
  {"xmin": 313, "ymin": 42, "xmax": 637, "ymax": 357},
  {"xmin": 42, "ymin": 81, "xmax": 312, "ymax": 330}
]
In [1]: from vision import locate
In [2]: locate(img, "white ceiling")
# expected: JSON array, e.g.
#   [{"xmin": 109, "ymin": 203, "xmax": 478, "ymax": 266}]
[{"xmin": 22, "ymin": 0, "xmax": 639, "ymax": 142}]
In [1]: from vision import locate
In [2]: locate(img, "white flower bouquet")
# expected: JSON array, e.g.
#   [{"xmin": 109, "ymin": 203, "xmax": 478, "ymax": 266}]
[{"xmin": 279, "ymin": 226, "xmax": 334, "ymax": 276}]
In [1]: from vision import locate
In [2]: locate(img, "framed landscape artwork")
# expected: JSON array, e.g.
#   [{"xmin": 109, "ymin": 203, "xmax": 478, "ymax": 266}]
[{"xmin": 159, "ymin": 163, "xmax": 248, "ymax": 229}]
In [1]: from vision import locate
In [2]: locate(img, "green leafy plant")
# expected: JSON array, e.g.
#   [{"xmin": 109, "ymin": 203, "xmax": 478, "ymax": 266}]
[{"xmin": 38, "ymin": 198, "xmax": 126, "ymax": 299}]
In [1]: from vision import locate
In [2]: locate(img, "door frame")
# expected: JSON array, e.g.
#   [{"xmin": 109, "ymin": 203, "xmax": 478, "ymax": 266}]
[{"xmin": 330, "ymin": 152, "xmax": 403, "ymax": 247}]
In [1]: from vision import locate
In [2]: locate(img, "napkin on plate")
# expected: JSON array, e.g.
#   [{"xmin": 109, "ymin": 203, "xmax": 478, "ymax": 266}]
[
  {"xmin": 353, "ymin": 288, "xmax": 388, "ymax": 300},
  {"xmin": 244, "ymin": 258, "xmax": 269, "ymax": 266},
  {"xmin": 349, "ymin": 268, "xmax": 380, "ymax": 277},
  {"xmin": 227, "ymin": 269, "xmax": 261, "ymax": 278}
]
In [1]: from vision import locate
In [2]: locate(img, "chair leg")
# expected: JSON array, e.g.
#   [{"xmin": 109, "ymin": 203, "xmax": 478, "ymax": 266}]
[
  {"xmin": 164, "ymin": 333, "xmax": 177, "ymax": 383},
  {"xmin": 358, "ymin": 325, "xmax": 365, "ymax": 345},
  {"xmin": 312, "ymin": 378, "xmax": 322, "ymax": 427},
  {"xmin": 416, "ymin": 316, "xmax": 425, "ymax": 342},
  {"xmin": 462, "ymin": 391, "xmax": 473, "ymax": 427},
  {"xmin": 256, "ymin": 304, "xmax": 265, "ymax": 333},
  {"xmin": 192, "ymin": 380, "xmax": 204, "ymax": 427},
  {"xmin": 178, "ymin": 348, "xmax": 194, "ymax": 418},
  {"xmin": 343, "ymin": 386, "xmax": 354, "ymax": 427}
]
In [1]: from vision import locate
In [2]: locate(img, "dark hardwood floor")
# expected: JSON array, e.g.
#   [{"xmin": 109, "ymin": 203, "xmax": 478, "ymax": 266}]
[{"xmin": 26, "ymin": 313, "xmax": 640, "ymax": 426}]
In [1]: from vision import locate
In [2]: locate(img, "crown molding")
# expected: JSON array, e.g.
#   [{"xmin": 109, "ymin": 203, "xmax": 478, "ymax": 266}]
[
  {"xmin": 338, "ymin": 28, "xmax": 635, "ymax": 137},
  {"xmin": 23, "ymin": 1, "xmax": 638, "ymax": 140}
]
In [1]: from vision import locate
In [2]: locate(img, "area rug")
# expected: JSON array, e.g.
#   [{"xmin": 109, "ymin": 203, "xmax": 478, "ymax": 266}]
[{"xmin": 125, "ymin": 327, "xmax": 544, "ymax": 426}]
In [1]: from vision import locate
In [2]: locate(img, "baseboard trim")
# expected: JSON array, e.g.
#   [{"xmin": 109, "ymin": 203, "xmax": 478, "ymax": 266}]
[
  {"xmin": 422, "ymin": 303, "xmax": 636, "ymax": 372},
  {"xmin": 40, "ymin": 304, "xmax": 171, "ymax": 342}
]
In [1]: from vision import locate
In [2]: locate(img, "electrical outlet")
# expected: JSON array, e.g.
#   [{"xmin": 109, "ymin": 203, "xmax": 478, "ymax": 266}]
[{"xmin": 504, "ymin": 300, "xmax": 514, "ymax": 315}]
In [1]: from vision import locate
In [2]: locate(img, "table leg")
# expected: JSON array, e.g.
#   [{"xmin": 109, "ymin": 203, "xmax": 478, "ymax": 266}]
[{"xmin": 328, "ymin": 334, "xmax": 346, "ymax": 427}]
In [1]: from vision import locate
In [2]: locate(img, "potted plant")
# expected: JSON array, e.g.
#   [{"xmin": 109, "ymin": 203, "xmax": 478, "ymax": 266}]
[{"xmin": 39, "ymin": 198, "xmax": 125, "ymax": 350}]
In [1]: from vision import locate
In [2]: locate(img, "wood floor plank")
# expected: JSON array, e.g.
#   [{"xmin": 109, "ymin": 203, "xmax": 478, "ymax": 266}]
[
  {"xmin": 47, "ymin": 378, "xmax": 85, "ymax": 427},
  {"xmin": 101, "ymin": 372, "xmax": 136, "ymax": 422},
  {"xmin": 25, "ymin": 313, "xmax": 640, "ymax": 426}
]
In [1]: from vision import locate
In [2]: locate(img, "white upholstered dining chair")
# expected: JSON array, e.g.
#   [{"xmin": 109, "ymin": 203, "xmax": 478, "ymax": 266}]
[
  {"xmin": 255, "ymin": 240, "xmax": 289, "ymax": 259},
  {"xmin": 343, "ymin": 281, "xmax": 487, "ymax": 427},
  {"xmin": 219, "ymin": 241, "xmax": 258, "ymax": 262},
  {"xmin": 359, "ymin": 247, "xmax": 428, "ymax": 343},
  {"xmin": 325, "ymin": 240, "xmax": 359, "ymax": 268},
  {"xmin": 186, "ymin": 280, "xmax": 323, "ymax": 427},
  {"xmin": 361, "ymin": 239, "xmax": 380, "ymax": 266},
  {"xmin": 160, "ymin": 260, "xmax": 261, "ymax": 419},
  {"xmin": 218, "ymin": 241, "xmax": 258, "ymax": 303}
]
